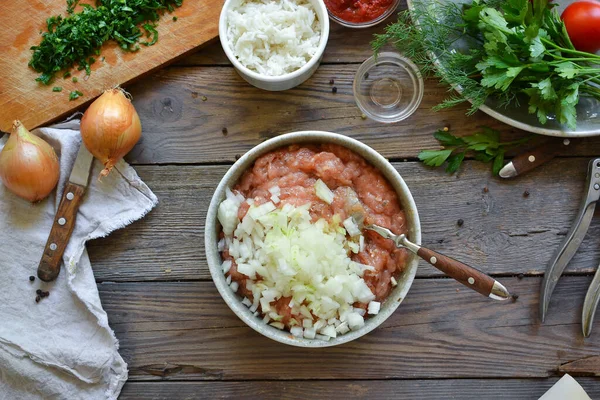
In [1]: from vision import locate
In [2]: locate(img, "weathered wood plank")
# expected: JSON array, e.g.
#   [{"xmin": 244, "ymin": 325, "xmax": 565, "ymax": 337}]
[
  {"xmin": 124, "ymin": 65, "xmax": 600, "ymax": 165},
  {"xmin": 88, "ymin": 158, "xmax": 600, "ymax": 282},
  {"xmin": 99, "ymin": 277, "xmax": 600, "ymax": 380},
  {"xmin": 119, "ymin": 378, "xmax": 600, "ymax": 399}
]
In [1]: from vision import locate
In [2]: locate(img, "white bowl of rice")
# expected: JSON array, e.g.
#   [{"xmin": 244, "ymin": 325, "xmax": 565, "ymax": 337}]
[
  {"xmin": 219, "ymin": 0, "xmax": 330, "ymax": 91},
  {"xmin": 205, "ymin": 131, "xmax": 421, "ymax": 347}
]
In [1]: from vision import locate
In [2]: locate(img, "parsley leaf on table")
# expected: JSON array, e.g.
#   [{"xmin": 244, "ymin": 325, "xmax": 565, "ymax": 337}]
[{"xmin": 418, "ymin": 127, "xmax": 531, "ymax": 175}]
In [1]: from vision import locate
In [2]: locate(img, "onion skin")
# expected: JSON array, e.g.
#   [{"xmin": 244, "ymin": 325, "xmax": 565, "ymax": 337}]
[
  {"xmin": 0, "ymin": 120, "xmax": 60, "ymax": 202},
  {"xmin": 80, "ymin": 88, "xmax": 142, "ymax": 178}
]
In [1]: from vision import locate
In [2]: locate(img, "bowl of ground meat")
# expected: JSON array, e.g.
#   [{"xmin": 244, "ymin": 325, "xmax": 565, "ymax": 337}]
[{"xmin": 205, "ymin": 131, "xmax": 421, "ymax": 347}]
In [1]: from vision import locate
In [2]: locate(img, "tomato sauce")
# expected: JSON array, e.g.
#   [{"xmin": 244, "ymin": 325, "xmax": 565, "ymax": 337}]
[{"xmin": 324, "ymin": 0, "xmax": 394, "ymax": 23}]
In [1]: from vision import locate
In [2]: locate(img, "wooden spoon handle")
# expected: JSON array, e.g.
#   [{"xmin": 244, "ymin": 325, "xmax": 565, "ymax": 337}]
[
  {"xmin": 416, "ymin": 246, "xmax": 510, "ymax": 300},
  {"xmin": 37, "ymin": 182, "xmax": 85, "ymax": 282}
]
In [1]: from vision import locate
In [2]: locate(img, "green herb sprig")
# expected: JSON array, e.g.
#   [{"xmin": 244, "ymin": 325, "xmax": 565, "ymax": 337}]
[
  {"xmin": 69, "ymin": 90, "xmax": 83, "ymax": 101},
  {"xmin": 29, "ymin": 0, "xmax": 184, "ymax": 85},
  {"xmin": 419, "ymin": 127, "xmax": 531, "ymax": 175},
  {"xmin": 372, "ymin": 0, "xmax": 600, "ymax": 129}
]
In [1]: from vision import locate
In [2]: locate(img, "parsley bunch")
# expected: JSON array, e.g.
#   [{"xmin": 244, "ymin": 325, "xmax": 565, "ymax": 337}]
[
  {"xmin": 418, "ymin": 127, "xmax": 531, "ymax": 175},
  {"xmin": 29, "ymin": 0, "xmax": 183, "ymax": 85},
  {"xmin": 373, "ymin": 0, "xmax": 600, "ymax": 129}
]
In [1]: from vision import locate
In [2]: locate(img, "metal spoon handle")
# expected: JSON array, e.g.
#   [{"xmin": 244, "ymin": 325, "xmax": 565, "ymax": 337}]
[
  {"xmin": 414, "ymin": 244, "xmax": 510, "ymax": 301},
  {"xmin": 360, "ymin": 222, "xmax": 511, "ymax": 300}
]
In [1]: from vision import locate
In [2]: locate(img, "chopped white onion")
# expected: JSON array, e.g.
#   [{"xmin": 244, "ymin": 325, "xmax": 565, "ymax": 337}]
[
  {"xmin": 290, "ymin": 326, "xmax": 304, "ymax": 337},
  {"xmin": 242, "ymin": 297, "xmax": 252, "ymax": 307},
  {"xmin": 314, "ymin": 179, "xmax": 334, "ymax": 204},
  {"xmin": 391, "ymin": 276, "xmax": 398, "ymax": 286},
  {"xmin": 221, "ymin": 260, "xmax": 232, "ymax": 274},
  {"xmin": 304, "ymin": 327, "xmax": 316, "ymax": 339},
  {"xmin": 367, "ymin": 301, "xmax": 381, "ymax": 315},
  {"xmin": 359, "ymin": 235, "xmax": 365, "ymax": 252},
  {"xmin": 218, "ymin": 194, "xmax": 242, "ymax": 236},
  {"xmin": 343, "ymin": 217, "xmax": 361, "ymax": 237},
  {"xmin": 314, "ymin": 319, "xmax": 326, "ymax": 331},
  {"xmin": 226, "ymin": 274, "xmax": 232, "ymax": 285},
  {"xmin": 270, "ymin": 322, "xmax": 285, "ymax": 330},
  {"xmin": 321, "ymin": 325, "xmax": 337, "ymax": 338},
  {"xmin": 336, "ymin": 321, "xmax": 350, "ymax": 334},
  {"xmin": 346, "ymin": 313, "xmax": 365, "ymax": 330},
  {"xmin": 354, "ymin": 307, "xmax": 366, "ymax": 317},
  {"xmin": 230, "ymin": 281, "xmax": 239, "ymax": 293},
  {"xmin": 315, "ymin": 334, "xmax": 330, "ymax": 341},
  {"xmin": 220, "ymin": 201, "xmax": 377, "ymax": 339}
]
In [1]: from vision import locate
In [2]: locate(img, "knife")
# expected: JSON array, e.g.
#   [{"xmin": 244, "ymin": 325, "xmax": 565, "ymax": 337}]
[
  {"xmin": 37, "ymin": 144, "xmax": 94, "ymax": 282},
  {"xmin": 499, "ymin": 138, "xmax": 572, "ymax": 178}
]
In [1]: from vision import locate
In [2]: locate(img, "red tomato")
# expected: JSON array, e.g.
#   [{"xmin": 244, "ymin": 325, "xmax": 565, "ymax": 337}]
[{"xmin": 561, "ymin": 0, "xmax": 600, "ymax": 53}]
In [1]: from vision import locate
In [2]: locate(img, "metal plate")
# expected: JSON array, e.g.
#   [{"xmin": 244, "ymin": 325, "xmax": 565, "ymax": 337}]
[{"xmin": 407, "ymin": 0, "xmax": 600, "ymax": 137}]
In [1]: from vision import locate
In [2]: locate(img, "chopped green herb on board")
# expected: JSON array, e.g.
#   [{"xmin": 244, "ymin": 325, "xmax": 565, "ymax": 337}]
[
  {"xmin": 52, "ymin": 87, "xmax": 63, "ymax": 92},
  {"xmin": 72, "ymin": 77, "xmax": 78, "ymax": 83},
  {"xmin": 29, "ymin": 0, "xmax": 184, "ymax": 85},
  {"xmin": 418, "ymin": 128, "xmax": 531, "ymax": 175},
  {"xmin": 69, "ymin": 90, "xmax": 83, "ymax": 101}
]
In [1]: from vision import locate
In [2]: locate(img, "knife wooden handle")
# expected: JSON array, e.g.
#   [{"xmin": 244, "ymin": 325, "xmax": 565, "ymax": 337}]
[
  {"xmin": 416, "ymin": 246, "xmax": 504, "ymax": 299},
  {"xmin": 37, "ymin": 182, "xmax": 85, "ymax": 282},
  {"xmin": 501, "ymin": 139, "xmax": 571, "ymax": 178}
]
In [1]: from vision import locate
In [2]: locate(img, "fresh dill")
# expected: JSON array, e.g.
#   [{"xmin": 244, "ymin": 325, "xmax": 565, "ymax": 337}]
[{"xmin": 372, "ymin": 0, "xmax": 600, "ymax": 129}]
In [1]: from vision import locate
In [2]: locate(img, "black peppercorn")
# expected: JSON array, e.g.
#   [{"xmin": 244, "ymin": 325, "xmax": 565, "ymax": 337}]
[
  {"xmin": 329, "ymin": 79, "xmax": 334, "ymax": 85},
  {"xmin": 35, "ymin": 296, "xmax": 41, "ymax": 303},
  {"xmin": 483, "ymin": 187, "xmax": 489, "ymax": 193},
  {"xmin": 36, "ymin": 289, "xmax": 42, "ymax": 295},
  {"xmin": 517, "ymin": 273, "xmax": 524, "ymax": 280},
  {"xmin": 29, "ymin": 276, "xmax": 35, "ymax": 282},
  {"xmin": 523, "ymin": 190, "xmax": 530, "ymax": 197},
  {"xmin": 222, "ymin": 127, "xmax": 228, "ymax": 136},
  {"xmin": 332, "ymin": 87, "xmax": 337, "ymax": 94},
  {"xmin": 457, "ymin": 219, "xmax": 464, "ymax": 227},
  {"xmin": 511, "ymin": 294, "xmax": 519, "ymax": 302}
]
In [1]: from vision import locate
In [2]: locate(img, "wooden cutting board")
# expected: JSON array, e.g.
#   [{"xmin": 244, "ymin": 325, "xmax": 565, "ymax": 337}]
[{"xmin": 0, "ymin": 0, "xmax": 222, "ymax": 132}]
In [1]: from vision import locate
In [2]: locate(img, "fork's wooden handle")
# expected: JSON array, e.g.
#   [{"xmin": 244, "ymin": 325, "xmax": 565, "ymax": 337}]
[
  {"xmin": 37, "ymin": 182, "xmax": 85, "ymax": 282},
  {"xmin": 417, "ymin": 246, "xmax": 501, "ymax": 298}
]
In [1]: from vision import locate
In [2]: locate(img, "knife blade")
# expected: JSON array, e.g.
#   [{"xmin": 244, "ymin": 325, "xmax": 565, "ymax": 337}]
[
  {"xmin": 499, "ymin": 138, "xmax": 571, "ymax": 178},
  {"xmin": 37, "ymin": 144, "xmax": 94, "ymax": 282}
]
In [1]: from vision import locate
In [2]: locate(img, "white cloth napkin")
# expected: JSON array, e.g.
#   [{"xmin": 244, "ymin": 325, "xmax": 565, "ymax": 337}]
[
  {"xmin": 0, "ymin": 119, "xmax": 158, "ymax": 399},
  {"xmin": 539, "ymin": 374, "xmax": 592, "ymax": 400}
]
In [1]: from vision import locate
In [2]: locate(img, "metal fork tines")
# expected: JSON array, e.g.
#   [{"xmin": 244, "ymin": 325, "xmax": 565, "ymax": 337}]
[{"xmin": 540, "ymin": 158, "xmax": 600, "ymax": 337}]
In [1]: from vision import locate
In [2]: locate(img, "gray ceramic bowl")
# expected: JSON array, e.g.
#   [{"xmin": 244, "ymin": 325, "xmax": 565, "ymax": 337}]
[{"xmin": 205, "ymin": 131, "xmax": 421, "ymax": 347}]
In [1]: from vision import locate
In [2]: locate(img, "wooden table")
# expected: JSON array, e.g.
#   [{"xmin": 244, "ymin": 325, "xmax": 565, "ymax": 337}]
[{"xmin": 88, "ymin": 4, "xmax": 600, "ymax": 398}]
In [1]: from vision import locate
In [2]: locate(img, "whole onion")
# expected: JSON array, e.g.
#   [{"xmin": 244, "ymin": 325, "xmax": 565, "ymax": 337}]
[
  {"xmin": 80, "ymin": 88, "xmax": 142, "ymax": 178},
  {"xmin": 0, "ymin": 120, "xmax": 60, "ymax": 202}
]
